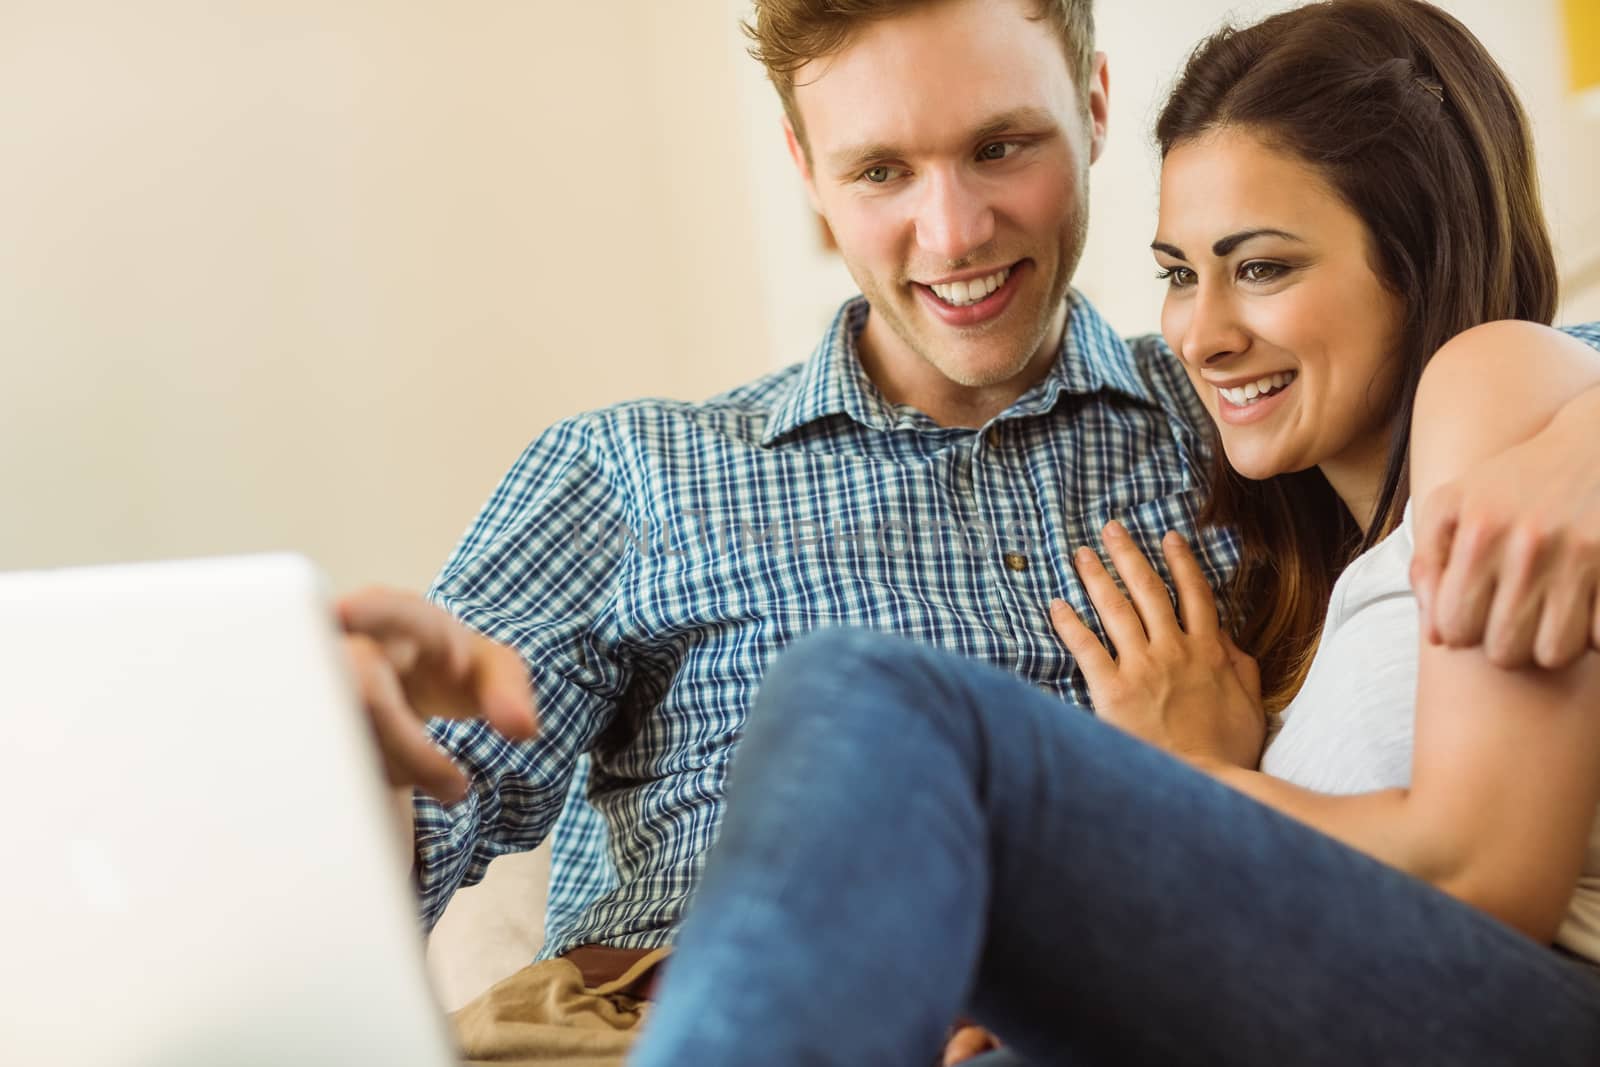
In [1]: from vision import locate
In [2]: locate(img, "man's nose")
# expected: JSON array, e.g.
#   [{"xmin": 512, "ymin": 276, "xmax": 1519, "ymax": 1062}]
[{"xmin": 913, "ymin": 169, "xmax": 996, "ymax": 264}]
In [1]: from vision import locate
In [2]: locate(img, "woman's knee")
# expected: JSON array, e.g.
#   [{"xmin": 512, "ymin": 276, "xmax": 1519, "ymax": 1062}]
[
  {"xmin": 756, "ymin": 627, "xmax": 987, "ymax": 743},
  {"xmin": 758, "ymin": 628, "xmax": 918, "ymax": 721}
]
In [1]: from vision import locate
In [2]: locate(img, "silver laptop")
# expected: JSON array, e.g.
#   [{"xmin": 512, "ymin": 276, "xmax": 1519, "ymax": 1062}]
[{"xmin": 0, "ymin": 554, "xmax": 458, "ymax": 1066}]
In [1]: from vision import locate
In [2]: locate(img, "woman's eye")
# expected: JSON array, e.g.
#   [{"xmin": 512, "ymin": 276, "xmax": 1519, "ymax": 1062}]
[
  {"xmin": 1240, "ymin": 261, "xmax": 1287, "ymax": 283},
  {"xmin": 1156, "ymin": 267, "xmax": 1196, "ymax": 288}
]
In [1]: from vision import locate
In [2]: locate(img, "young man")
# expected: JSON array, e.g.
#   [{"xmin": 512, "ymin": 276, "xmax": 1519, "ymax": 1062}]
[{"xmin": 344, "ymin": 2, "xmax": 1600, "ymax": 1063}]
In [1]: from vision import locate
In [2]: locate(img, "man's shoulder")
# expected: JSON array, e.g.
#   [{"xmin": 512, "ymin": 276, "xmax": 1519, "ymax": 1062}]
[
  {"xmin": 1559, "ymin": 320, "xmax": 1600, "ymax": 352},
  {"xmin": 530, "ymin": 362, "xmax": 808, "ymax": 461},
  {"xmin": 1119, "ymin": 330, "xmax": 1177, "ymax": 370},
  {"xmin": 1117, "ymin": 330, "xmax": 1209, "ymax": 438}
]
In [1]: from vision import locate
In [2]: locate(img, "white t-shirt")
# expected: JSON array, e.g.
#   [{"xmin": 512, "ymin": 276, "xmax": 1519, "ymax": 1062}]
[{"xmin": 1258, "ymin": 506, "xmax": 1600, "ymax": 962}]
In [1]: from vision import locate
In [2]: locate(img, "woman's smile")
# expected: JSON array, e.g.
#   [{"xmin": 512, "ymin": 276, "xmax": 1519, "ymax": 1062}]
[{"xmin": 1208, "ymin": 370, "xmax": 1299, "ymax": 425}]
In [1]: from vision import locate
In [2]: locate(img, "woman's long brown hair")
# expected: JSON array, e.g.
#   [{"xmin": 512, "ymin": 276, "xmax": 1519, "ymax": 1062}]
[{"xmin": 1154, "ymin": 0, "xmax": 1559, "ymax": 712}]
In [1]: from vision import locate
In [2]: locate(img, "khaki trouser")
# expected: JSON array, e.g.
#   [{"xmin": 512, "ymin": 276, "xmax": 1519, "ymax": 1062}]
[{"xmin": 451, "ymin": 948, "xmax": 668, "ymax": 1066}]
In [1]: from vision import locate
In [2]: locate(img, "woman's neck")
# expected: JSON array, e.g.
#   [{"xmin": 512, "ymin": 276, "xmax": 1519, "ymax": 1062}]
[{"xmin": 1318, "ymin": 436, "xmax": 1393, "ymax": 538}]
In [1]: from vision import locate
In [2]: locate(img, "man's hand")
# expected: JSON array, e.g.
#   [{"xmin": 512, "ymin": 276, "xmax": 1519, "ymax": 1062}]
[
  {"xmin": 337, "ymin": 587, "xmax": 538, "ymax": 803},
  {"xmin": 943, "ymin": 1025, "xmax": 1001, "ymax": 1065},
  {"xmin": 1411, "ymin": 386, "xmax": 1600, "ymax": 670}
]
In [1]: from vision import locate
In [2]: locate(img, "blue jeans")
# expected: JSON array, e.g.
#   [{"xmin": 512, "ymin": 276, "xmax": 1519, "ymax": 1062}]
[{"xmin": 628, "ymin": 629, "xmax": 1600, "ymax": 1066}]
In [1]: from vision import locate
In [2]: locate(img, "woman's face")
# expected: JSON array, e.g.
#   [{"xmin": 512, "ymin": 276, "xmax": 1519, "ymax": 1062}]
[{"xmin": 1154, "ymin": 128, "xmax": 1406, "ymax": 507}]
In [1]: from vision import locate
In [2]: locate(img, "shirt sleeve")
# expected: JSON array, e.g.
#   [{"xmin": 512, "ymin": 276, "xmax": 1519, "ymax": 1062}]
[
  {"xmin": 1560, "ymin": 321, "xmax": 1600, "ymax": 353},
  {"xmin": 411, "ymin": 413, "xmax": 637, "ymax": 932}
]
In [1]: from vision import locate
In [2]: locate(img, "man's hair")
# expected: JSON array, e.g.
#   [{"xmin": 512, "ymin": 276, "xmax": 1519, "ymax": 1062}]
[
  {"xmin": 1155, "ymin": 0, "xmax": 1557, "ymax": 713},
  {"xmin": 744, "ymin": 0, "xmax": 1097, "ymax": 155}
]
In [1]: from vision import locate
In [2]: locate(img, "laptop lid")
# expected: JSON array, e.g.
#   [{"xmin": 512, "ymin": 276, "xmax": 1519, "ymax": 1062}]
[{"xmin": 0, "ymin": 554, "xmax": 458, "ymax": 1066}]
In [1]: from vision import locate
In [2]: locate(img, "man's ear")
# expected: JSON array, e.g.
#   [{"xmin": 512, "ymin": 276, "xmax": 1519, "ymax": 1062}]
[
  {"xmin": 1087, "ymin": 51, "xmax": 1110, "ymax": 166},
  {"xmin": 783, "ymin": 117, "xmax": 825, "ymax": 215}
]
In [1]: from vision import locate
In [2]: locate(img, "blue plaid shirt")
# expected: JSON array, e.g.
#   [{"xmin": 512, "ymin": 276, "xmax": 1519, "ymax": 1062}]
[{"xmin": 416, "ymin": 295, "xmax": 1600, "ymax": 959}]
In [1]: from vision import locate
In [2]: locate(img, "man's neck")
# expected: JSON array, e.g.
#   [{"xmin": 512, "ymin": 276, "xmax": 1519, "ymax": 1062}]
[{"xmin": 856, "ymin": 306, "xmax": 1067, "ymax": 430}]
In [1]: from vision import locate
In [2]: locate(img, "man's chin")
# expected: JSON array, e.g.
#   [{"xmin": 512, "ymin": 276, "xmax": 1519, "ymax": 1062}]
[
  {"xmin": 920, "ymin": 347, "xmax": 1043, "ymax": 391},
  {"xmin": 912, "ymin": 297, "xmax": 1063, "ymax": 378},
  {"xmin": 862, "ymin": 282, "xmax": 1061, "ymax": 393},
  {"xmin": 912, "ymin": 320, "xmax": 1055, "ymax": 389}
]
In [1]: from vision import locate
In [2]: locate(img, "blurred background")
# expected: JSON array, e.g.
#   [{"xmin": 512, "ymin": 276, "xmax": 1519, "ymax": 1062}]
[{"xmin": 3, "ymin": 0, "xmax": 1595, "ymax": 1009}]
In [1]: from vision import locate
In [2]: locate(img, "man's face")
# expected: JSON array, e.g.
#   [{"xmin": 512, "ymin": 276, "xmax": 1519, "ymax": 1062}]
[{"xmin": 787, "ymin": 0, "xmax": 1107, "ymax": 399}]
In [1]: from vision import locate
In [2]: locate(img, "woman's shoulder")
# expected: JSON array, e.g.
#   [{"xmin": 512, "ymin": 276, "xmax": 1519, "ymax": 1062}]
[
  {"xmin": 1325, "ymin": 505, "xmax": 1416, "ymax": 631},
  {"xmin": 1411, "ymin": 321, "xmax": 1600, "ymax": 498}
]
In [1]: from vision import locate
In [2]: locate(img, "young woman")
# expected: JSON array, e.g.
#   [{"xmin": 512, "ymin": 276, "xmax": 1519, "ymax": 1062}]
[{"xmin": 628, "ymin": 2, "xmax": 1600, "ymax": 1064}]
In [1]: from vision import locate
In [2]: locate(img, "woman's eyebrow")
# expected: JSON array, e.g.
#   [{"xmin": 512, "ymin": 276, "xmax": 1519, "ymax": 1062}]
[
  {"xmin": 1152, "ymin": 229, "xmax": 1305, "ymax": 262},
  {"xmin": 1213, "ymin": 228, "xmax": 1304, "ymax": 256}
]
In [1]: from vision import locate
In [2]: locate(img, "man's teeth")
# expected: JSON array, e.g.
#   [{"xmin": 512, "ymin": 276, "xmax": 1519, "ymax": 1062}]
[
  {"xmin": 929, "ymin": 267, "xmax": 1011, "ymax": 307},
  {"xmin": 1220, "ymin": 372, "xmax": 1296, "ymax": 407}
]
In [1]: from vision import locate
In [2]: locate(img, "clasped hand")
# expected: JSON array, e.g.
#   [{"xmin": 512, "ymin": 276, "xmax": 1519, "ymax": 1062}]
[{"xmin": 1049, "ymin": 521, "xmax": 1265, "ymax": 771}]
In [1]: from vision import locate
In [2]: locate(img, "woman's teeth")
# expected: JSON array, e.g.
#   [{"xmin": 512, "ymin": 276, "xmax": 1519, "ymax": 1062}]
[
  {"xmin": 929, "ymin": 267, "xmax": 1011, "ymax": 307},
  {"xmin": 1220, "ymin": 372, "xmax": 1296, "ymax": 407}
]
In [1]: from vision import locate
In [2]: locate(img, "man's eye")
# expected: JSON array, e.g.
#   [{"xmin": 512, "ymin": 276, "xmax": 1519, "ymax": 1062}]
[
  {"xmin": 862, "ymin": 166, "xmax": 896, "ymax": 184},
  {"xmin": 978, "ymin": 142, "xmax": 1011, "ymax": 162},
  {"xmin": 1156, "ymin": 267, "xmax": 1196, "ymax": 288},
  {"xmin": 1240, "ymin": 261, "xmax": 1288, "ymax": 283}
]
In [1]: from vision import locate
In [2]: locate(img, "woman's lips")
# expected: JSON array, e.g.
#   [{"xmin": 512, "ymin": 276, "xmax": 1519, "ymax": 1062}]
[{"xmin": 1215, "ymin": 375, "xmax": 1296, "ymax": 426}]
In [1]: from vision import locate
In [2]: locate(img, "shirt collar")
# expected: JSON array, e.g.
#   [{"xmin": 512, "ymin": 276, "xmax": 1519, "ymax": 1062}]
[{"xmin": 762, "ymin": 291, "xmax": 1160, "ymax": 445}]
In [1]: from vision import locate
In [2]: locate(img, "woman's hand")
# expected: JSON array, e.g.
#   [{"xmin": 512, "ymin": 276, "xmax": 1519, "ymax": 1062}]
[{"xmin": 1049, "ymin": 521, "xmax": 1265, "ymax": 770}]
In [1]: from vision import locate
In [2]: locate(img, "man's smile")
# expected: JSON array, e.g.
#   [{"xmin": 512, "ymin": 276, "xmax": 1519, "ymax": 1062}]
[{"xmin": 912, "ymin": 259, "xmax": 1030, "ymax": 326}]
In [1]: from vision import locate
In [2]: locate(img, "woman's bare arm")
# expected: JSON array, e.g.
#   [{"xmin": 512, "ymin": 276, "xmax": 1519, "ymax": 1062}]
[{"xmin": 1401, "ymin": 321, "xmax": 1600, "ymax": 940}]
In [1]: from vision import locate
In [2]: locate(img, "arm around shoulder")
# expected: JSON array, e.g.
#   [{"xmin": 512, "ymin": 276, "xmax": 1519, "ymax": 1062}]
[
  {"xmin": 1405, "ymin": 320, "xmax": 1600, "ymax": 943},
  {"xmin": 1408, "ymin": 320, "xmax": 1600, "ymax": 666}
]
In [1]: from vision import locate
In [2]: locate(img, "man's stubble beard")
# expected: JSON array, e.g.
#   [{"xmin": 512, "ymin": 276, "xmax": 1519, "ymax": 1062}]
[{"xmin": 855, "ymin": 183, "xmax": 1091, "ymax": 392}]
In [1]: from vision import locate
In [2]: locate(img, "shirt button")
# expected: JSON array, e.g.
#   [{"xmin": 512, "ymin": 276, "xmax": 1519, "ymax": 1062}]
[
  {"xmin": 1003, "ymin": 552, "xmax": 1029, "ymax": 572},
  {"xmin": 986, "ymin": 428, "xmax": 1003, "ymax": 447}
]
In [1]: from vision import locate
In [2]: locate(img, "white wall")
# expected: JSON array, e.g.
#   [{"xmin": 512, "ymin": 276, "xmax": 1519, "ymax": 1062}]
[{"xmin": 0, "ymin": 0, "xmax": 769, "ymax": 589}]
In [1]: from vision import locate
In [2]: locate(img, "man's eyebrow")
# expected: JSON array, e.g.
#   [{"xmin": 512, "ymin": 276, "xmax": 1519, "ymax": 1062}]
[
  {"xmin": 968, "ymin": 106, "xmax": 1057, "ymax": 143},
  {"xmin": 1150, "ymin": 229, "xmax": 1305, "ymax": 261},
  {"xmin": 826, "ymin": 107, "xmax": 1058, "ymax": 175},
  {"xmin": 829, "ymin": 139, "xmax": 900, "ymax": 176}
]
